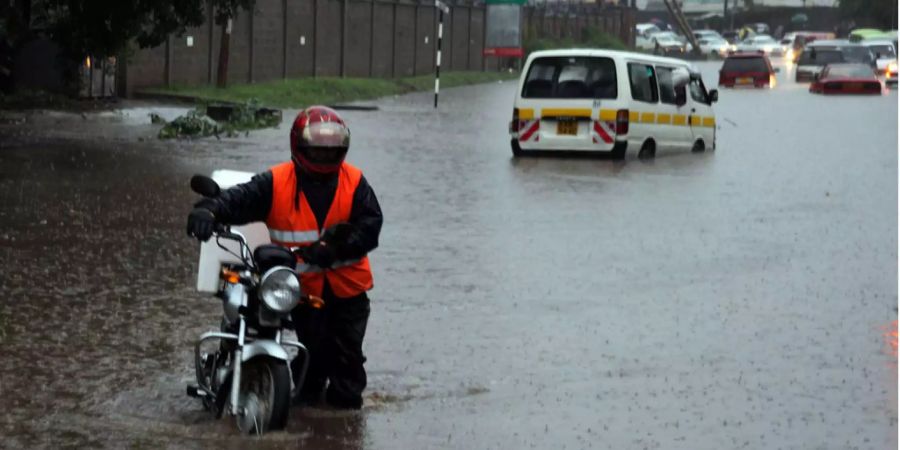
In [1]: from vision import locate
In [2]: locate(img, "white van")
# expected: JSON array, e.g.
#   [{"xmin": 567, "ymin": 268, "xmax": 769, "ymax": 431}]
[{"xmin": 509, "ymin": 49, "xmax": 718, "ymax": 159}]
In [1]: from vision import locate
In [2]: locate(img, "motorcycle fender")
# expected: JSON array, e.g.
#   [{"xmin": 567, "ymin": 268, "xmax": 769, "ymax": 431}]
[{"xmin": 241, "ymin": 340, "xmax": 289, "ymax": 363}]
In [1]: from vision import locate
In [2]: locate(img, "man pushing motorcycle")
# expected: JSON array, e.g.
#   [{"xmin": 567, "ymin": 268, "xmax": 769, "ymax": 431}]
[{"xmin": 187, "ymin": 106, "xmax": 383, "ymax": 410}]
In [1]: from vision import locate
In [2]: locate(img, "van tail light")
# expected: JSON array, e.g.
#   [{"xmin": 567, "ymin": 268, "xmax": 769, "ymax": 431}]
[
  {"xmin": 615, "ymin": 109, "xmax": 629, "ymax": 135},
  {"xmin": 510, "ymin": 108, "xmax": 520, "ymax": 133}
]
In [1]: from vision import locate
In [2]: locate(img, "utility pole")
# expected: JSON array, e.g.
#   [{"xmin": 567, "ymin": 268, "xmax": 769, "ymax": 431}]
[{"xmin": 723, "ymin": 0, "xmax": 728, "ymax": 32}]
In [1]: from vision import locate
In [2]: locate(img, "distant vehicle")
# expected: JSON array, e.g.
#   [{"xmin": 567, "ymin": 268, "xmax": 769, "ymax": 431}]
[
  {"xmin": 698, "ymin": 37, "xmax": 733, "ymax": 58},
  {"xmin": 510, "ymin": 49, "xmax": 718, "ymax": 159},
  {"xmin": 693, "ymin": 30, "xmax": 724, "ymax": 41},
  {"xmin": 861, "ymin": 40, "xmax": 898, "ymax": 75},
  {"xmin": 796, "ymin": 41, "xmax": 876, "ymax": 82},
  {"xmin": 722, "ymin": 30, "xmax": 740, "ymax": 44},
  {"xmin": 885, "ymin": 60, "xmax": 898, "ymax": 86},
  {"xmin": 719, "ymin": 52, "xmax": 778, "ymax": 88},
  {"xmin": 635, "ymin": 23, "xmax": 662, "ymax": 50},
  {"xmin": 651, "ymin": 31, "xmax": 688, "ymax": 55},
  {"xmin": 809, "ymin": 63, "xmax": 883, "ymax": 95},
  {"xmin": 736, "ymin": 35, "xmax": 782, "ymax": 55},
  {"xmin": 748, "ymin": 22, "xmax": 771, "ymax": 35},
  {"xmin": 849, "ymin": 28, "xmax": 889, "ymax": 42},
  {"xmin": 780, "ymin": 31, "xmax": 836, "ymax": 62}
]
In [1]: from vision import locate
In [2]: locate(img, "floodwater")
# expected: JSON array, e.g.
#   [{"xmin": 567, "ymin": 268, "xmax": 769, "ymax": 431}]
[{"xmin": 0, "ymin": 59, "xmax": 897, "ymax": 449}]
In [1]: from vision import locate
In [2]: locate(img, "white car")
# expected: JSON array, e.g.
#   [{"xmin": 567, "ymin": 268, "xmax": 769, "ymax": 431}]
[
  {"xmin": 861, "ymin": 39, "xmax": 898, "ymax": 75},
  {"xmin": 694, "ymin": 30, "xmax": 724, "ymax": 41},
  {"xmin": 698, "ymin": 37, "xmax": 733, "ymax": 58},
  {"xmin": 736, "ymin": 35, "xmax": 783, "ymax": 56},
  {"xmin": 651, "ymin": 31, "xmax": 687, "ymax": 54},
  {"xmin": 635, "ymin": 23, "xmax": 662, "ymax": 50}
]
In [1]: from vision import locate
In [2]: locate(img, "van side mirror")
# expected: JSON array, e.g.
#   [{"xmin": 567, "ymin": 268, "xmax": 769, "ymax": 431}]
[
  {"xmin": 709, "ymin": 89, "xmax": 719, "ymax": 103},
  {"xmin": 671, "ymin": 67, "xmax": 690, "ymax": 89}
]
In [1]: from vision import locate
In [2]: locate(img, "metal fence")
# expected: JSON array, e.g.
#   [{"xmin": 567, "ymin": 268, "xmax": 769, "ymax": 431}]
[{"xmin": 123, "ymin": 0, "xmax": 499, "ymax": 96}]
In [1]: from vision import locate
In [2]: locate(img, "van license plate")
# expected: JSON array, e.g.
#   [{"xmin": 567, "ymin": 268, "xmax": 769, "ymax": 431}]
[
  {"xmin": 557, "ymin": 120, "xmax": 578, "ymax": 135},
  {"xmin": 736, "ymin": 77, "xmax": 753, "ymax": 85}
]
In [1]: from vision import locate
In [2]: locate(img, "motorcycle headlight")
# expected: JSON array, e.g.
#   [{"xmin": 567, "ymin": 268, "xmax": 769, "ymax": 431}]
[{"xmin": 259, "ymin": 267, "xmax": 301, "ymax": 313}]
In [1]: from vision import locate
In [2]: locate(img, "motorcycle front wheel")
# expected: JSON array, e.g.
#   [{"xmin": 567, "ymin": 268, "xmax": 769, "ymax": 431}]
[{"xmin": 236, "ymin": 357, "xmax": 291, "ymax": 434}]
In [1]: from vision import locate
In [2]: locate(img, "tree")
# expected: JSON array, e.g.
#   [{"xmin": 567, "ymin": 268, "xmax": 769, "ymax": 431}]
[
  {"xmin": 43, "ymin": 0, "xmax": 207, "ymax": 60},
  {"xmin": 837, "ymin": 0, "xmax": 898, "ymax": 29},
  {"xmin": 210, "ymin": 0, "xmax": 255, "ymax": 88}
]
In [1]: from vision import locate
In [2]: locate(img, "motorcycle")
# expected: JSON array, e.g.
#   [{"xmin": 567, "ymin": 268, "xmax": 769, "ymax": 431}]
[{"xmin": 185, "ymin": 174, "xmax": 319, "ymax": 434}]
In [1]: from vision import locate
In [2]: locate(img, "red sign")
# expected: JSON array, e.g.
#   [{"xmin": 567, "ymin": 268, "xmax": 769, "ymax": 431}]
[{"xmin": 483, "ymin": 47, "xmax": 524, "ymax": 57}]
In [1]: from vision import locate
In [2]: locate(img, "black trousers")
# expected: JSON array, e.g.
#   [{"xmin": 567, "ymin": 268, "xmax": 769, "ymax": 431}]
[{"xmin": 291, "ymin": 282, "xmax": 370, "ymax": 409}]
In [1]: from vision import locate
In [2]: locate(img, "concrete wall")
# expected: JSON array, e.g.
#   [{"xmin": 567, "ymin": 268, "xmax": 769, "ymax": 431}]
[
  {"xmin": 125, "ymin": 0, "xmax": 496, "ymax": 95},
  {"xmin": 522, "ymin": 5, "xmax": 636, "ymax": 47}
]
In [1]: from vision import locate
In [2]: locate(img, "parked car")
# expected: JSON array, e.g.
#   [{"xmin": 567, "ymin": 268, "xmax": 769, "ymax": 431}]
[
  {"xmin": 510, "ymin": 49, "xmax": 718, "ymax": 159},
  {"xmin": 719, "ymin": 52, "xmax": 778, "ymax": 88},
  {"xmin": 736, "ymin": 35, "xmax": 782, "ymax": 56},
  {"xmin": 809, "ymin": 63, "xmax": 882, "ymax": 95}
]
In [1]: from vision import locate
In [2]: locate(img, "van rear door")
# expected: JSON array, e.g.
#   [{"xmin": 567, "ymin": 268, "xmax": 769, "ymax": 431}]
[{"xmin": 518, "ymin": 55, "xmax": 619, "ymax": 151}]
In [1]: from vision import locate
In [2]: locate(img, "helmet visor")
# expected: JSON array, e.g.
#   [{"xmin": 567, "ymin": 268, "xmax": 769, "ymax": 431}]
[
  {"xmin": 302, "ymin": 121, "xmax": 350, "ymax": 148},
  {"xmin": 303, "ymin": 146, "xmax": 347, "ymax": 165}
]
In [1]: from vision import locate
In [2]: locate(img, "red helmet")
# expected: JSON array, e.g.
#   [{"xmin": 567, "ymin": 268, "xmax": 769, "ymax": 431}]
[{"xmin": 289, "ymin": 106, "xmax": 351, "ymax": 175}]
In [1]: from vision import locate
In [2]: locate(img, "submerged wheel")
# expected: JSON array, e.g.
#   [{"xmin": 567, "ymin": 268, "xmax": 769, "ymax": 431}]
[
  {"xmin": 236, "ymin": 357, "xmax": 291, "ymax": 434},
  {"xmin": 511, "ymin": 139, "xmax": 524, "ymax": 157},
  {"xmin": 638, "ymin": 140, "xmax": 656, "ymax": 160},
  {"xmin": 692, "ymin": 139, "xmax": 706, "ymax": 153}
]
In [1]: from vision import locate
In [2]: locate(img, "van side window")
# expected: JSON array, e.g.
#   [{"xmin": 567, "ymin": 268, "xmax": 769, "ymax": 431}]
[
  {"xmin": 628, "ymin": 63, "xmax": 658, "ymax": 103},
  {"xmin": 522, "ymin": 56, "xmax": 618, "ymax": 100},
  {"xmin": 689, "ymin": 78, "xmax": 709, "ymax": 104},
  {"xmin": 656, "ymin": 67, "xmax": 686, "ymax": 105}
]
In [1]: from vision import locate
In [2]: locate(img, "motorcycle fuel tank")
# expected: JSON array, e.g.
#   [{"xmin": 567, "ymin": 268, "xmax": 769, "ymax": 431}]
[{"xmin": 196, "ymin": 170, "xmax": 272, "ymax": 293}]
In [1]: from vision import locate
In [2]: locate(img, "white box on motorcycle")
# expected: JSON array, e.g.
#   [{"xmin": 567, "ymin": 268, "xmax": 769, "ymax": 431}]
[{"xmin": 196, "ymin": 170, "xmax": 272, "ymax": 293}]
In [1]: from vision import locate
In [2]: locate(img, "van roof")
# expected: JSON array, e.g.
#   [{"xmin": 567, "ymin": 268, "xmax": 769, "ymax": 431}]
[{"xmin": 526, "ymin": 48, "xmax": 691, "ymax": 67}]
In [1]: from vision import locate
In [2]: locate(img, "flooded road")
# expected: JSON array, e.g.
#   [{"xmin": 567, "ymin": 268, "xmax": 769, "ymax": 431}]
[{"xmin": 1, "ymin": 58, "xmax": 897, "ymax": 449}]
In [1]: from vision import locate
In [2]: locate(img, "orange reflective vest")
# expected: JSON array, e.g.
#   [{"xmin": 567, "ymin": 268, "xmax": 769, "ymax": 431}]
[{"xmin": 266, "ymin": 161, "xmax": 374, "ymax": 298}]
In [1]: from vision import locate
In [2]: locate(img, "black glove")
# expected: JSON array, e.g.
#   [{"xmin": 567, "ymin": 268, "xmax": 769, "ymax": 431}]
[
  {"xmin": 297, "ymin": 241, "xmax": 336, "ymax": 268},
  {"xmin": 187, "ymin": 208, "xmax": 216, "ymax": 242}
]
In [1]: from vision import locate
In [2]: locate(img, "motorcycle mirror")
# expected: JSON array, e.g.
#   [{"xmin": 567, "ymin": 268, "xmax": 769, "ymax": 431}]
[{"xmin": 190, "ymin": 174, "xmax": 221, "ymax": 198}]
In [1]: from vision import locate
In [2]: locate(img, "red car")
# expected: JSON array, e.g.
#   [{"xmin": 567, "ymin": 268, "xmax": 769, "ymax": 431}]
[
  {"xmin": 719, "ymin": 52, "xmax": 777, "ymax": 88},
  {"xmin": 809, "ymin": 63, "xmax": 882, "ymax": 95}
]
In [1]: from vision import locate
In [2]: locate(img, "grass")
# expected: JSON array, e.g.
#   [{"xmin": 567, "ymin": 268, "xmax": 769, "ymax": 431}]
[{"xmin": 143, "ymin": 71, "xmax": 519, "ymax": 109}]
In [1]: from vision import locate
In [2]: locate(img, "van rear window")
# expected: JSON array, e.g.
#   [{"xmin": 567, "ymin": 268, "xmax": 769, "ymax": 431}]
[
  {"xmin": 722, "ymin": 57, "xmax": 769, "ymax": 72},
  {"xmin": 522, "ymin": 56, "xmax": 618, "ymax": 99},
  {"xmin": 798, "ymin": 49, "xmax": 843, "ymax": 65}
]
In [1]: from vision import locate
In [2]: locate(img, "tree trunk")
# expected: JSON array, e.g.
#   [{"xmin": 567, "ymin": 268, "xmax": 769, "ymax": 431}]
[{"xmin": 216, "ymin": 17, "xmax": 232, "ymax": 88}]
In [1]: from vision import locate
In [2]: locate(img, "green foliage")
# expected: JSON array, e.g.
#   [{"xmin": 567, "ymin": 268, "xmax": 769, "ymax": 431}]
[
  {"xmin": 837, "ymin": 0, "xmax": 899, "ymax": 29},
  {"xmin": 156, "ymin": 99, "xmax": 281, "ymax": 139},
  {"xmin": 524, "ymin": 28, "xmax": 628, "ymax": 57},
  {"xmin": 40, "ymin": 0, "xmax": 256, "ymax": 61},
  {"xmin": 43, "ymin": 0, "xmax": 206, "ymax": 59},
  {"xmin": 211, "ymin": 0, "xmax": 256, "ymax": 24}
]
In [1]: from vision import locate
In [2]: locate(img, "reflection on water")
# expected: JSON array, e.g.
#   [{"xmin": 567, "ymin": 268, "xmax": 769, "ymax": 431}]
[{"xmin": 883, "ymin": 320, "xmax": 898, "ymax": 360}]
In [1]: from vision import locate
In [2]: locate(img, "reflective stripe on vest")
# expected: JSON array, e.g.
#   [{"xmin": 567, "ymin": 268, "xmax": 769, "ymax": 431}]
[
  {"xmin": 265, "ymin": 161, "xmax": 374, "ymax": 298},
  {"xmin": 269, "ymin": 229, "xmax": 319, "ymax": 245}
]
